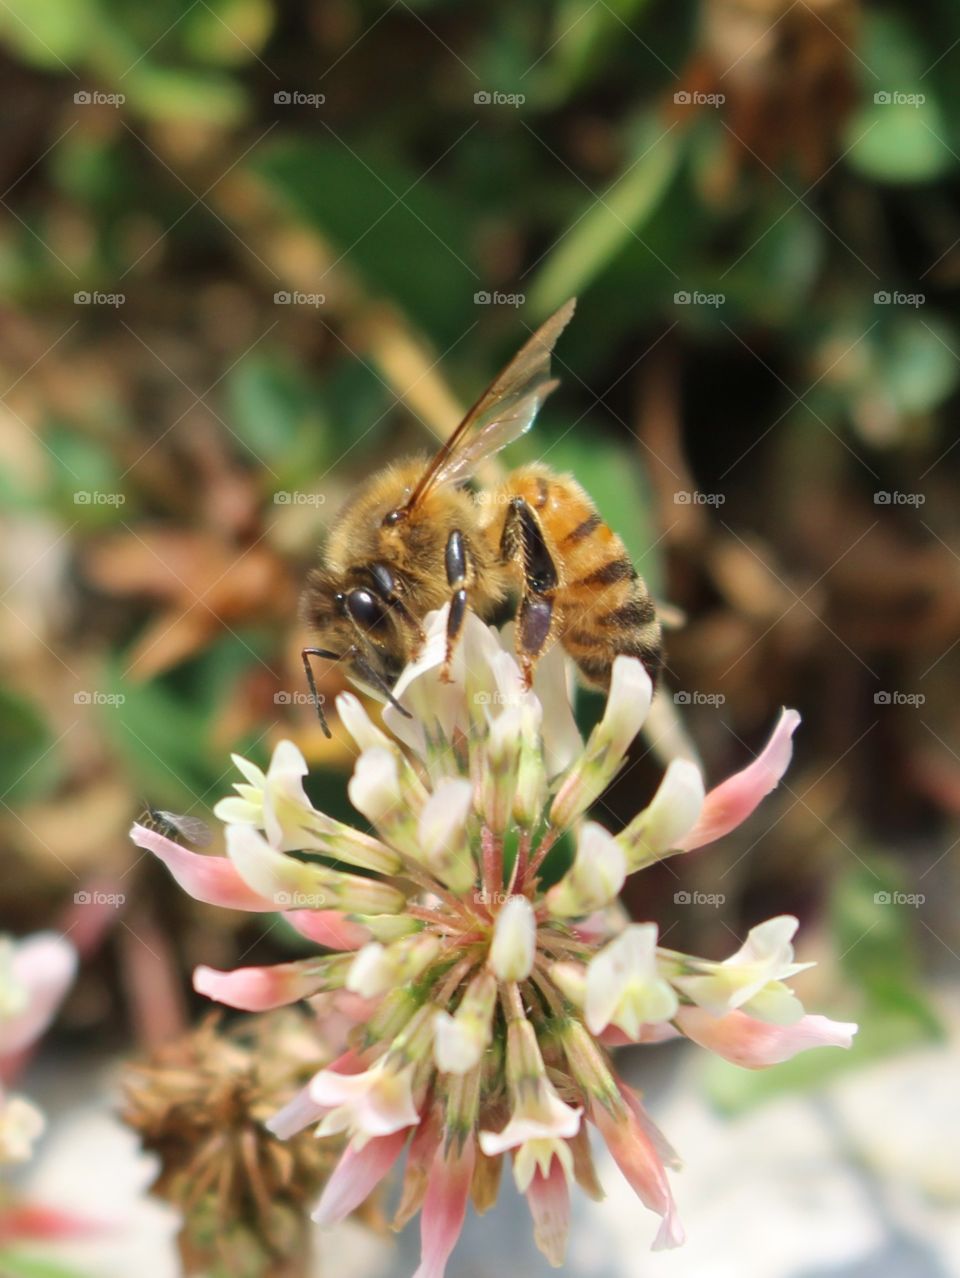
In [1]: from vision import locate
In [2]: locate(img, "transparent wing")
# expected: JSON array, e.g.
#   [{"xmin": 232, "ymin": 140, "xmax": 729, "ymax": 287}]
[
  {"xmin": 403, "ymin": 298, "xmax": 576, "ymax": 510},
  {"xmin": 157, "ymin": 810, "xmax": 213, "ymax": 847}
]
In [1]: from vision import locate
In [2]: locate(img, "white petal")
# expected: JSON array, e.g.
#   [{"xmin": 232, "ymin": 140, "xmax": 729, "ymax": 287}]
[
  {"xmin": 348, "ymin": 748, "xmax": 402, "ymax": 826},
  {"xmin": 489, "ymin": 896, "xmax": 536, "ymax": 982}
]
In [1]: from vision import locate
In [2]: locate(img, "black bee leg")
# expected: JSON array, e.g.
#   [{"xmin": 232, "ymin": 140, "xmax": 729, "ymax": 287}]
[
  {"xmin": 442, "ymin": 528, "xmax": 470, "ymax": 681},
  {"xmin": 500, "ymin": 498, "xmax": 559, "ymax": 689}
]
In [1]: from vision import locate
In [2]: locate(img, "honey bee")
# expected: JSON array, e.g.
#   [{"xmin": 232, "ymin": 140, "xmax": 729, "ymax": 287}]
[{"xmin": 300, "ymin": 298, "xmax": 662, "ymax": 736}]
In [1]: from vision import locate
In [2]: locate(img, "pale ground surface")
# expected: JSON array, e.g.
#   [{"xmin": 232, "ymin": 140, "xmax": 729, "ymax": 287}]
[{"xmin": 20, "ymin": 992, "xmax": 960, "ymax": 1278}]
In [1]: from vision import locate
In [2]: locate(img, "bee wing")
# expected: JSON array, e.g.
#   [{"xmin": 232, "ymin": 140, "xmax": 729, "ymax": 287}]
[
  {"xmin": 158, "ymin": 811, "xmax": 213, "ymax": 847},
  {"xmin": 404, "ymin": 298, "xmax": 576, "ymax": 510}
]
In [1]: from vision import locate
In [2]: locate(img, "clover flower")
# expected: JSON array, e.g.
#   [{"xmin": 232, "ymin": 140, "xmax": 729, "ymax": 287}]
[
  {"xmin": 0, "ymin": 932, "xmax": 76, "ymax": 1166},
  {"xmin": 131, "ymin": 607, "xmax": 856, "ymax": 1271}
]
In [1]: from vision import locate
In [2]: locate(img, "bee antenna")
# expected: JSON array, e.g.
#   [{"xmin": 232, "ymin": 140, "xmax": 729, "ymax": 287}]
[
  {"xmin": 300, "ymin": 648, "xmax": 333, "ymax": 738},
  {"xmin": 352, "ymin": 652, "xmax": 413, "ymax": 720}
]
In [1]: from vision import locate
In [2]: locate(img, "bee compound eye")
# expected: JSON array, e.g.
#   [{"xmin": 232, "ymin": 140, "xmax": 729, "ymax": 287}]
[
  {"xmin": 346, "ymin": 588, "xmax": 389, "ymax": 632},
  {"xmin": 369, "ymin": 563, "xmax": 396, "ymax": 597}
]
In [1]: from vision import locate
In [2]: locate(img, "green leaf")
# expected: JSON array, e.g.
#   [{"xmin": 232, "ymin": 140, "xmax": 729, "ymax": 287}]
[
  {"xmin": 0, "ymin": 1252, "xmax": 95, "ymax": 1278},
  {"xmin": 878, "ymin": 316, "xmax": 959, "ymax": 416},
  {"xmin": 123, "ymin": 64, "xmax": 249, "ymax": 126},
  {"xmin": 0, "ymin": 0, "xmax": 102, "ymax": 67},
  {"xmin": 182, "ymin": 0, "xmax": 273, "ymax": 66},
  {"xmin": 224, "ymin": 354, "xmax": 328, "ymax": 479},
  {"xmin": 845, "ymin": 12, "xmax": 953, "ymax": 183},
  {"xmin": 528, "ymin": 115, "xmax": 684, "ymax": 315},
  {"xmin": 0, "ymin": 686, "xmax": 59, "ymax": 803},
  {"xmin": 44, "ymin": 421, "xmax": 127, "ymax": 525},
  {"xmin": 252, "ymin": 138, "xmax": 475, "ymax": 343},
  {"xmin": 101, "ymin": 634, "xmax": 266, "ymax": 807},
  {"xmin": 846, "ymin": 99, "xmax": 953, "ymax": 184}
]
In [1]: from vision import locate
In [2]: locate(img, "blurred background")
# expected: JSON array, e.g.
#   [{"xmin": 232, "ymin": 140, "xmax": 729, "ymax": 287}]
[{"xmin": 1, "ymin": 0, "xmax": 959, "ymax": 1274}]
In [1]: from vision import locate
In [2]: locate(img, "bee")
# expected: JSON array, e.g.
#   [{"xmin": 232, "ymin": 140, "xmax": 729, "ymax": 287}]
[
  {"xmin": 300, "ymin": 298, "xmax": 662, "ymax": 736},
  {"xmin": 139, "ymin": 806, "xmax": 213, "ymax": 847}
]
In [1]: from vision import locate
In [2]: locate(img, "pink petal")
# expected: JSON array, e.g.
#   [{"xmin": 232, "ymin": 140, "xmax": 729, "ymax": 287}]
[
  {"xmin": 618, "ymin": 1082, "xmax": 682, "ymax": 1171},
  {"xmin": 591, "ymin": 1098, "xmax": 684, "ymax": 1250},
  {"xmin": 599, "ymin": 1023, "xmax": 681, "ymax": 1048},
  {"xmin": 394, "ymin": 1103, "xmax": 444, "ymax": 1230},
  {"xmin": 312, "ymin": 1128, "xmax": 409, "ymax": 1226},
  {"xmin": 525, "ymin": 1157, "xmax": 571, "ymax": 1267},
  {"xmin": 267, "ymin": 1049, "xmax": 364, "ymax": 1139},
  {"xmin": 193, "ymin": 960, "xmax": 329, "ymax": 1011},
  {"xmin": 413, "ymin": 1138, "xmax": 475, "ymax": 1278},
  {"xmin": 131, "ymin": 824, "xmax": 275, "ymax": 911},
  {"xmin": 285, "ymin": 908, "xmax": 370, "ymax": 950},
  {"xmin": 676, "ymin": 709, "xmax": 800, "ymax": 851},
  {"xmin": 675, "ymin": 1006, "xmax": 858, "ymax": 1067},
  {"xmin": 0, "ymin": 1202, "xmax": 107, "ymax": 1243},
  {"xmin": 0, "ymin": 933, "xmax": 76, "ymax": 1059},
  {"xmin": 265, "ymin": 1081, "xmax": 326, "ymax": 1140}
]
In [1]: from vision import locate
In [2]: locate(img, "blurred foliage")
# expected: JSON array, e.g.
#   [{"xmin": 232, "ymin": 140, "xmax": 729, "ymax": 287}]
[{"xmin": 0, "ymin": 0, "xmax": 958, "ymax": 1091}]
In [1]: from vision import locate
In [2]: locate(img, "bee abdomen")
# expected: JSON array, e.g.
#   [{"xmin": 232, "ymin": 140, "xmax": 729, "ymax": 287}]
[{"xmin": 495, "ymin": 466, "xmax": 662, "ymax": 689}]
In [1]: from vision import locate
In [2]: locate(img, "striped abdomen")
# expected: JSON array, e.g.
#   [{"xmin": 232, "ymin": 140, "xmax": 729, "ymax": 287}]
[{"xmin": 496, "ymin": 466, "xmax": 662, "ymax": 689}]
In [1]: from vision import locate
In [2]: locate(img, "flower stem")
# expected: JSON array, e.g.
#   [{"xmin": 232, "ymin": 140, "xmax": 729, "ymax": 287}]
[
  {"xmin": 481, "ymin": 826, "xmax": 503, "ymax": 900},
  {"xmin": 522, "ymin": 827, "xmax": 559, "ymax": 891}
]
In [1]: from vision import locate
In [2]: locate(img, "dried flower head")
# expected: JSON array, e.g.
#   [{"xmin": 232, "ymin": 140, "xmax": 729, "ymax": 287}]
[
  {"xmin": 132, "ymin": 607, "xmax": 856, "ymax": 1273},
  {"xmin": 122, "ymin": 1011, "xmax": 366, "ymax": 1278}
]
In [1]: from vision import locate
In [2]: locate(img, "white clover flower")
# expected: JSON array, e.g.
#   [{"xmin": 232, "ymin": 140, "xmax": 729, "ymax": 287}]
[
  {"xmin": 0, "ymin": 931, "xmax": 76, "ymax": 1167},
  {"xmin": 673, "ymin": 915, "xmax": 813, "ymax": 1024},
  {"xmin": 133, "ymin": 606, "xmax": 854, "ymax": 1273},
  {"xmin": 584, "ymin": 924, "xmax": 679, "ymax": 1037}
]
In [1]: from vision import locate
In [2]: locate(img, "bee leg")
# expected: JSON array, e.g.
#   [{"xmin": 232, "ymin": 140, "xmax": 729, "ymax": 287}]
[
  {"xmin": 442, "ymin": 528, "xmax": 469, "ymax": 682},
  {"xmin": 500, "ymin": 498, "xmax": 560, "ymax": 689}
]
